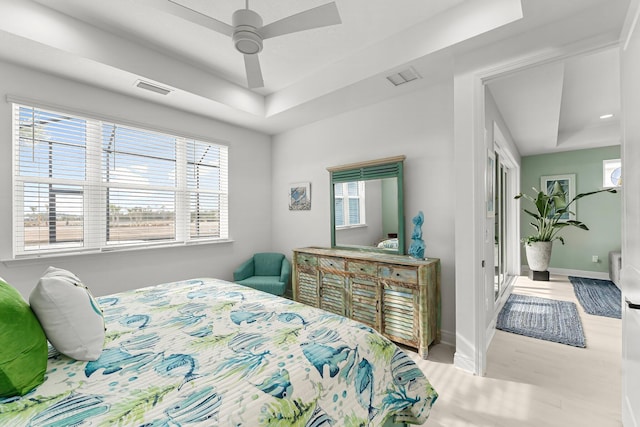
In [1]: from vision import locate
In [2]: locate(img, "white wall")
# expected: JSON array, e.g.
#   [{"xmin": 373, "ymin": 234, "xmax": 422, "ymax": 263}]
[
  {"xmin": 0, "ymin": 61, "xmax": 272, "ymax": 298},
  {"xmin": 271, "ymin": 82, "xmax": 456, "ymax": 342}
]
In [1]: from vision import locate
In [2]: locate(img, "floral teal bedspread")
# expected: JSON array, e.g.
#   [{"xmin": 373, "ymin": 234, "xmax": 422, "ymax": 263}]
[{"xmin": 0, "ymin": 278, "xmax": 437, "ymax": 426}]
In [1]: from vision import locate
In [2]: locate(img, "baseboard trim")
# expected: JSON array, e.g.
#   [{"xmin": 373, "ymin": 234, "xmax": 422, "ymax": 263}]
[
  {"xmin": 439, "ymin": 329, "xmax": 455, "ymax": 348},
  {"xmin": 453, "ymin": 351, "xmax": 477, "ymax": 374},
  {"xmin": 486, "ymin": 312, "xmax": 499, "ymax": 349},
  {"xmin": 520, "ymin": 265, "xmax": 610, "ymax": 281},
  {"xmin": 624, "ymin": 394, "xmax": 638, "ymax": 427}
]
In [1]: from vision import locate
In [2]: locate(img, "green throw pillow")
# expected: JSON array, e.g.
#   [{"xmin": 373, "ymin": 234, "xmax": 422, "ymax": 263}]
[{"xmin": 0, "ymin": 278, "xmax": 48, "ymax": 397}]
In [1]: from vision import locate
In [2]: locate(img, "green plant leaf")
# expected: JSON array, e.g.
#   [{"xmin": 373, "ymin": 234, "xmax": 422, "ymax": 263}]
[
  {"xmin": 515, "ymin": 185, "xmax": 615, "ymax": 245},
  {"xmin": 534, "ymin": 191, "xmax": 549, "ymax": 217},
  {"xmin": 565, "ymin": 220, "xmax": 588, "ymax": 230},
  {"xmin": 523, "ymin": 209, "xmax": 542, "ymax": 220}
]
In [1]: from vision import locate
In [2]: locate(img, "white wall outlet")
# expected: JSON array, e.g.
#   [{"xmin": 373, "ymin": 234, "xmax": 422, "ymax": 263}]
[{"xmin": 592, "ymin": 255, "xmax": 599, "ymax": 263}]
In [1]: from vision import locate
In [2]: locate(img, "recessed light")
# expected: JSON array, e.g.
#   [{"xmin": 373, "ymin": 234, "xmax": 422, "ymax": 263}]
[{"xmin": 599, "ymin": 114, "xmax": 614, "ymax": 119}]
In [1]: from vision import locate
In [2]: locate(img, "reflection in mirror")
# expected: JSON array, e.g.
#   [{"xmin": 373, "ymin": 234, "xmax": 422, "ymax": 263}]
[
  {"xmin": 328, "ymin": 155, "xmax": 405, "ymax": 254},
  {"xmin": 334, "ymin": 178, "xmax": 399, "ymax": 250}
]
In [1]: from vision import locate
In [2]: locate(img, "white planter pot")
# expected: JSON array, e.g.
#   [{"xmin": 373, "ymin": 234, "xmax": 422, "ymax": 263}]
[{"xmin": 525, "ymin": 241, "xmax": 553, "ymax": 272}]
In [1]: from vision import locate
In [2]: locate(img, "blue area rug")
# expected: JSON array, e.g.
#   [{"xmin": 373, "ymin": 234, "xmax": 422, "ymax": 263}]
[
  {"xmin": 569, "ymin": 276, "xmax": 621, "ymax": 319},
  {"xmin": 497, "ymin": 294, "xmax": 586, "ymax": 348}
]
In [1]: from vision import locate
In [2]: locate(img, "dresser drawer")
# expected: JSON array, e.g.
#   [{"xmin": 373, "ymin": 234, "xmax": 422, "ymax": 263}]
[
  {"xmin": 296, "ymin": 253, "xmax": 318, "ymax": 268},
  {"xmin": 319, "ymin": 257, "xmax": 345, "ymax": 271},
  {"xmin": 378, "ymin": 265, "xmax": 418, "ymax": 284},
  {"xmin": 347, "ymin": 261, "xmax": 377, "ymax": 276}
]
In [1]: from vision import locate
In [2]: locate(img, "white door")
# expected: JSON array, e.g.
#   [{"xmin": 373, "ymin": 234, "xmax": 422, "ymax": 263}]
[{"xmin": 621, "ymin": 2, "xmax": 640, "ymax": 425}]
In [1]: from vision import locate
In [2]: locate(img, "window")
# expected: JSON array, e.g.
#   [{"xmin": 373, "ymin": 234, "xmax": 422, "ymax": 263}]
[
  {"xmin": 334, "ymin": 181, "xmax": 366, "ymax": 227},
  {"xmin": 13, "ymin": 103, "xmax": 228, "ymax": 257},
  {"xmin": 603, "ymin": 158, "xmax": 622, "ymax": 188}
]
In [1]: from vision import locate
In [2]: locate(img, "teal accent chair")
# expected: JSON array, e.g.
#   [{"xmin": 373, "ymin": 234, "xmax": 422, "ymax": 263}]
[{"xmin": 233, "ymin": 253, "xmax": 291, "ymax": 296}]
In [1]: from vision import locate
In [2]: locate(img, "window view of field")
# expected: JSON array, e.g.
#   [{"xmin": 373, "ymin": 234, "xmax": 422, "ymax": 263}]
[{"xmin": 23, "ymin": 205, "xmax": 220, "ymax": 250}]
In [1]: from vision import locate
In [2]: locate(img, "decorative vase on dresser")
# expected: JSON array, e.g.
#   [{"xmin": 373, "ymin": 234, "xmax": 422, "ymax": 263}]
[{"xmin": 292, "ymin": 247, "xmax": 441, "ymax": 359}]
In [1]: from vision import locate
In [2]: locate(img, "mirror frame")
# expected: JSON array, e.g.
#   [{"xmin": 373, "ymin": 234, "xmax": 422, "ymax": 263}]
[{"xmin": 328, "ymin": 155, "xmax": 406, "ymax": 255}]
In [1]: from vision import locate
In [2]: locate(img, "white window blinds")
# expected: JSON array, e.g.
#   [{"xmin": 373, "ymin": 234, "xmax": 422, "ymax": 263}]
[
  {"xmin": 334, "ymin": 181, "xmax": 365, "ymax": 227},
  {"xmin": 13, "ymin": 103, "xmax": 228, "ymax": 257}
]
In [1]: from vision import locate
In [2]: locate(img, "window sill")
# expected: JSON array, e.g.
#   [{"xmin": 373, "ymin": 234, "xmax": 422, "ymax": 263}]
[
  {"xmin": 2, "ymin": 238, "xmax": 234, "ymax": 267},
  {"xmin": 335, "ymin": 224, "xmax": 367, "ymax": 230}
]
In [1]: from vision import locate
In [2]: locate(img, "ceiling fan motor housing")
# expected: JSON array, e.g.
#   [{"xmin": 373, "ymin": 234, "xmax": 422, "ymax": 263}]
[{"xmin": 232, "ymin": 9, "xmax": 263, "ymax": 54}]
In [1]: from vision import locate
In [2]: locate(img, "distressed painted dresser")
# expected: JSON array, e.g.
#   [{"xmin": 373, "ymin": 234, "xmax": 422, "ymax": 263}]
[{"xmin": 292, "ymin": 247, "xmax": 441, "ymax": 358}]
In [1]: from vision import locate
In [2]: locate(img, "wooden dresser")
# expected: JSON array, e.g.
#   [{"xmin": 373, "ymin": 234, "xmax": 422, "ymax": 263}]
[{"xmin": 292, "ymin": 247, "xmax": 440, "ymax": 358}]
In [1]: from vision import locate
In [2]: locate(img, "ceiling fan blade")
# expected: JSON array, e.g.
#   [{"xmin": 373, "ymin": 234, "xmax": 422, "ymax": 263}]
[
  {"xmin": 244, "ymin": 54, "xmax": 264, "ymax": 88},
  {"xmin": 259, "ymin": 2, "xmax": 341, "ymax": 40},
  {"xmin": 153, "ymin": 0, "xmax": 234, "ymax": 37}
]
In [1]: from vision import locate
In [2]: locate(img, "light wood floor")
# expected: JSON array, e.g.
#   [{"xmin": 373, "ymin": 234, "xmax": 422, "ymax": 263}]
[{"xmin": 409, "ymin": 274, "xmax": 622, "ymax": 427}]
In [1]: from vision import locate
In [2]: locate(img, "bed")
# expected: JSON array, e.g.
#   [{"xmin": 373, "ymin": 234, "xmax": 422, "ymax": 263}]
[
  {"xmin": 377, "ymin": 238, "xmax": 399, "ymax": 250},
  {"xmin": 0, "ymin": 277, "xmax": 437, "ymax": 426}
]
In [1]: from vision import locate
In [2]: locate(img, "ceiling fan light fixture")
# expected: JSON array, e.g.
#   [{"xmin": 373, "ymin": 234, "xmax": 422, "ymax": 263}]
[
  {"xmin": 234, "ymin": 30, "xmax": 263, "ymax": 54},
  {"xmin": 232, "ymin": 9, "xmax": 263, "ymax": 54}
]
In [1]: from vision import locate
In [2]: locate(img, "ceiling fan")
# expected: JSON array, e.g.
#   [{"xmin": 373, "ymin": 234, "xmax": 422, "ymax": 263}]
[{"xmin": 160, "ymin": 0, "xmax": 342, "ymax": 88}]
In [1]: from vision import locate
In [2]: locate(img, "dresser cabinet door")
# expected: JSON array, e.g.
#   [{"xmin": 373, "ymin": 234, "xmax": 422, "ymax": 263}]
[
  {"xmin": 320, "ymin": 273, "xmax": 346, "ymax": 316},
  {"xmin": 379, "ymin": 264, "xmax": 419, "ymax": 347},
  {"xmin": 319, "ymin": 257, "xmax": 347, "ymax": 316},
  {"xmin": 349, "ymin": 276, "xmax": 379, "ymax": 329},
  {"xmin": 381, "ymin": 282, "xmax": 418, "ymax": 346},
  {"xmin": 347, "ymin": 261, "xmax": 379, "ymax": 328},
  {"xmin": 295, "ymin": 254, "xmax": 319, "ymax": 307}
]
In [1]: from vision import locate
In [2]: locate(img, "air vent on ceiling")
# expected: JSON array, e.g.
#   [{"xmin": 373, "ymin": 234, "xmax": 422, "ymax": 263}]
[
  {"xmin": 135, "ymin": 80, "xmax": 172, "ymax": 95},
  {"xmin": 386, "ymin": 67, "xmax": 421, "ymax": 86}
]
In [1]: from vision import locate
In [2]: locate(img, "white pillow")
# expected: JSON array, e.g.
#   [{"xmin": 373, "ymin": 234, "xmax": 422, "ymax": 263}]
[{"xmin": 29, "ymin": 267, "xmax": 105, "ymax": 361}]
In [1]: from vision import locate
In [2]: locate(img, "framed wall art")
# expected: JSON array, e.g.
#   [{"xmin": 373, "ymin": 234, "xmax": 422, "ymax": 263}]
[
  {"xmin": 540, "ymin": 174, "xmax": 575, "ymax": 220},
  {"xmin": 289, "ymin": 182, "xmax": 311, "ymax": 211}
]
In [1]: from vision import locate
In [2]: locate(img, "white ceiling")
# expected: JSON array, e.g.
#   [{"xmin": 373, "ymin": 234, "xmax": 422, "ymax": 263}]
[
  {"xmin": 0, "ymin": 0, "xmax": 631, "ymax": 155},
  {"xmin": 487, "ymin": 47, "xmax": 621, "ymax": 156}
]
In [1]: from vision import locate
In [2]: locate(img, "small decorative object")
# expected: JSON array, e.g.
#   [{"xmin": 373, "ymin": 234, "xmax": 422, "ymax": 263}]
[
  {"xmin": 408, "ymin": 211, "xmax": 425, "ymax": 260},
  {"xmin": 289, "ymin": 182, "xmax": 311, "ymax": 211}
]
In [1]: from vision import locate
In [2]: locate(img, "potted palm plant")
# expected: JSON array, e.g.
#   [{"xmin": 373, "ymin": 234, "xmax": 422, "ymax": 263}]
[{"xmin": 515, "ymin": 181, "xmax": 616, "ymax": 277}]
